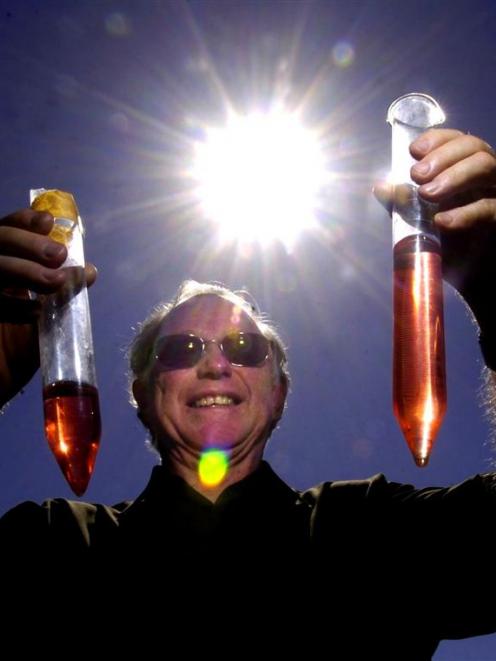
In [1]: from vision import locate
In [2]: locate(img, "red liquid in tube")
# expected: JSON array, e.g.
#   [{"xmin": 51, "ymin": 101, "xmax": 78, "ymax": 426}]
[
  {"xmin": 393, "ymin": 234, "xmax": 446, "ymax": 466},
  {"xmin": 43, "ymin": 380, "xmax": 101, "ymax": 496}
]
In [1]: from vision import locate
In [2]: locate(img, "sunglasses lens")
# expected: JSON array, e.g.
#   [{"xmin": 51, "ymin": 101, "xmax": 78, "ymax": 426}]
[
  {"xmin": 155, "ymin": 335, "xmax": 202, "ymax": 369},
  {"xmin": 224, "ymin": 332, "xmax": 269, "ymax": 366},
  {"xmin": 154, "ymin": 332, "xmax": 269, "ymax": 370}
]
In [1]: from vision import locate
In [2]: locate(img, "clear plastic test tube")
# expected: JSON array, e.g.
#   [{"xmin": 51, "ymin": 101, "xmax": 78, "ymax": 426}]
[
  {"xmin": 387, "ymin": 94, "xmax": 446, "ymax": 467},
  {"xmin": 30, "ymin": 189, "xmax": 101, "ymax": 495}
]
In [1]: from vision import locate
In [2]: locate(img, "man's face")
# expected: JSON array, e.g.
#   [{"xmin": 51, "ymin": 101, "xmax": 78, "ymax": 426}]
[{"xmin": 135, "ymin": 294, "xmax": 286, "ymax": 458}]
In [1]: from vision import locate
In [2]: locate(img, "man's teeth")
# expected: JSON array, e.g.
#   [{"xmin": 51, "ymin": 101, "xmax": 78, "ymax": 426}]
[{"xmin": 194, "ymin": 395, "xmax": 235, "ymax": 408}]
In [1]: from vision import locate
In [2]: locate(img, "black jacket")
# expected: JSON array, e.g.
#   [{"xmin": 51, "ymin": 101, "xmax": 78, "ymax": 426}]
[{"xmin": 2, "ymin": 461, "xmax": 495, "ymax": 659}]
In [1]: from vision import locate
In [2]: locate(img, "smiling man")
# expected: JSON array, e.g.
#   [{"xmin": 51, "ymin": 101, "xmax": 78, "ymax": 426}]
[{"xmin": 130, "ymin": 286, "xmax": 288, "ymax": 500}]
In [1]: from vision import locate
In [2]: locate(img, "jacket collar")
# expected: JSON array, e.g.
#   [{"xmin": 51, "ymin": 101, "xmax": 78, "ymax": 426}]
[{"xmin": 119, "ymin": 459, "xmax": 303, "ymax": 521}]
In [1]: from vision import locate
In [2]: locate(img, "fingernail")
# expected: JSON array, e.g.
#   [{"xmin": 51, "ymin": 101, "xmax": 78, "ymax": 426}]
[
  {"xmin": 412, "ymin": 161, "xmax": 430, "ymax": 175},
  {"xmin": 420, "ymin": 180, "xmax": 442, "ymax": 195},
  {"xmin": 412, "ymin": 139, "xmax": 429, "ymax": 153},
  {"xmin": 43, "ymin": 242, "xmax": 65, "ymax": 259},
  {"xmin": 43, "ymin": 269, "xmax": 65, "ymax": 283},
  {"xmin": 436, "ymin": 212, "xmax": 453, "ymax": 226}
]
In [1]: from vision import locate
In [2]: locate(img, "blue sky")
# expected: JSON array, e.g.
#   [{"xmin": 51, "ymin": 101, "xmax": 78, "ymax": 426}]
[{"xmin": 1, "ymin": 1, "xmax": 495, "ymax": 657}]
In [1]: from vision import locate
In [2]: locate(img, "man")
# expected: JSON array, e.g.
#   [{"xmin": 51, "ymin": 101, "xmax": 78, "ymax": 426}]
[
  {"xmin": 128, "ymin": 280, "xmax": 289, "ymax": 501},
  {"xmin": 1, "ymin": 129, "xmax": 496, "ymax": 657}
]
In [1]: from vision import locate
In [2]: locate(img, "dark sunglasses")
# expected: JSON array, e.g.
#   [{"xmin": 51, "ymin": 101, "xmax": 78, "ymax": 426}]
[{"xmin": 154, "ymin": 332, "xmax": 270, "ymax": 370}]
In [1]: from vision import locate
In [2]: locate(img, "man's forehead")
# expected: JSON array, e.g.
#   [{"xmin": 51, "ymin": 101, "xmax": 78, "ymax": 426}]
[{"xmin": 160, "ymin": 294, "xmax": 260, "ymax": 335}]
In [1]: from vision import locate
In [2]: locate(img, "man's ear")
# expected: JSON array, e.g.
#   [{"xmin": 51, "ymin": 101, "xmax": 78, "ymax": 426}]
[
  {"xmin": 132, "ymin": 379, "xmax": 146, "ymax": 407},
  {"xmin": 272, "ymin": 378, "xmax": 288, "ymax": 421},
  {"xmin": 267, "ymin": 379, "xmax": 288, "ymax": 437},
  {"xmin": 132, "ymin": 379, "xmax": 150, "ymax": 426}
]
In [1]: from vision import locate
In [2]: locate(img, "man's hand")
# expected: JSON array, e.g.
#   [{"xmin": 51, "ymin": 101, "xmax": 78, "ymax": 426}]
[
  {"xmin": 0, "ymin": 209, "xmax": 97, "ymax": 407},
  {"xmin": 374, "ymin": 128, "xmax": 496, "ymax": 332}
]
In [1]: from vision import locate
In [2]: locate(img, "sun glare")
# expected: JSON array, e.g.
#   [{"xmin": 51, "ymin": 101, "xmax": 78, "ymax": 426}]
[{"xmin": 191, "ymin": 111, "xmax": 327, "ymax": 251}]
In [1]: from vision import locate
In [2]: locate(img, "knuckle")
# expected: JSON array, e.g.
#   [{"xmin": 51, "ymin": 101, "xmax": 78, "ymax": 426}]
[
  {"xmin": 480, "ymin": 140, "xmax": 495, "ymax": 156},
  {"xmin": 1, "ymin": 209, "xmax": 31, "ymax": 226},
  {"xmin": 477, "ymin": 198, "xmax": 496, "ymax": 219},
  {"xmin": 0, "ymin": 228, "xmax": 48, "ymax": 264},
  {"xmin": 486, "ymin": 198, "xmax": 496, "ymax": 219},
  {"xmin": 0, "ymin": 209, "xmax": 54, "ymax": 234},
  {"xmin": 0, "ymin": 225, "xmax": 17, "ymax": 246},
  {"xmin": 462, "ymin": 133, "xmax": 476, "ymax": 146},
  {"xmin": 29, "ymin": 266, "xmax": 59, "ymax": 293},
  {"xmin": 422, "ymin": 128, "xmax": 440, "ymax": 141},
  {"xmin": 435, "ymin": 128, "xmax": 464, "ymax": 140},
  {"xmin": 475, "ymin": 150, "xmax": 496, "ymax": 175},
  {"xmin": 463, "ymin": 135, "xmax": 495, "ymax": 159}
]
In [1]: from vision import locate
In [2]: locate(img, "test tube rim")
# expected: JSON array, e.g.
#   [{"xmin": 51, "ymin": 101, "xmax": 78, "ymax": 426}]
[{"xmin": 387, "ymin": 92, "xmax": 445, "ymax": 128}]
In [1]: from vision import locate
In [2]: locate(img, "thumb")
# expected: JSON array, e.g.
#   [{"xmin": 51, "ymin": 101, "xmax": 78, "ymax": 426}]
[
  {"xmin": 84, "ymin": 263, "xmax": 98, "ymax": 288},
  {"xmin": 372, "ymin": 181, "xmax": 393, "ymax": 215}
]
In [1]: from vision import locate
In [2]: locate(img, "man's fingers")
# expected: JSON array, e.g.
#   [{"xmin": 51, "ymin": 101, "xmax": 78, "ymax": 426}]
[
  {"xmin": 435, "ymin": 197, "xmax": 496, "ymax": 231},
  {"xmin": 411, "ymin": 134, "xmax": 495, "ymax": 184},
  {"xmin": 1, "ymin": 209, "xmax": 54, "ymax": 236},
  {"xmin": 0, "ymin": 258, "xmax": 97, "ymax": 295},
  {"xmin": 0, "ymin": 209, "xmax": 97, "ymax": 325},
  {"xmin": 0, "ymin": 255, "xmax": 67, "ymax": 294},
  {"xmin": 0, "ymin": 262, "xmax": 97, "ymax": 324},
  {"xmin": 410, "ymin": 128, "xmax": 465, "ymax": 158},
  {"xmin": 0, "ymin": 212, "xmax": 68, "ymax": 294},
  {"xmin": 418, "ymin": 151, "xmax": 496, "ymax": 202},
  {"xmin": 372, "ymin": 181, "xmax": 393, "ymax": 214},
  {"xmin": 0, "ymin": 225, "xmax": 67, "ymax": 266}
]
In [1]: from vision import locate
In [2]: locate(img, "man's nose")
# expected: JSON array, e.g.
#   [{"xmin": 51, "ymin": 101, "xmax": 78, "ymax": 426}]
[{"xmin": 196, "ymin": 341, "xmax": 232, "ymax": 378}]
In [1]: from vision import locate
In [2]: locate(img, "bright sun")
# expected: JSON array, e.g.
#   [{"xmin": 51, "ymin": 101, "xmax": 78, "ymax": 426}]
[{"xmin": 191, "ymin": 110, "xmax": 327, "ymax": 251}]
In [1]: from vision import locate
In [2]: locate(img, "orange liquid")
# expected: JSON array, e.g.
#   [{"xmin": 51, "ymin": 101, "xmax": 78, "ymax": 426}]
[
  {"xmin": 43, "ymin": 381, "xmax": 101, "ymax": 496},
  {"xmin": 393, "ymin": 235, "xmax": 446, "ymax": 467}
]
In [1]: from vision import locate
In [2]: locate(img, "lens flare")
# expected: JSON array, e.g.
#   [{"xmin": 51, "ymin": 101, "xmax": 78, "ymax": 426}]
[
  {"xmin": 105, "ymin": 12, "xmax": 131, "ymax": 37},
  {"xmin": 332, "ymin": 41, "xmax": 355, "ymax": 68},
  {"xmin": 198, "ymin": 449, "xmax": 229, "ymax": 487}
]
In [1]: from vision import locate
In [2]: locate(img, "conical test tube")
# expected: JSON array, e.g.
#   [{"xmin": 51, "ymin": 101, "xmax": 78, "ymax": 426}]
[
  {"xmin": 30, "ymin": 189, "xmax": 101, "ymax": 495},
  {"xmin": 387, "ymin": 94, "xmax": 447, "ymax": 467}
]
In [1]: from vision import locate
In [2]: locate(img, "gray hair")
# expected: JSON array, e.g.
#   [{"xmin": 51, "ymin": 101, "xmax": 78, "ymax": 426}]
[{"xmin": 127, "ymin": 279, "xmax": 291, "ymax": 453}]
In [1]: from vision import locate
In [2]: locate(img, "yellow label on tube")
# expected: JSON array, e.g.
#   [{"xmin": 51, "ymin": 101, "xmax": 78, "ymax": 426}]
[{"xmin": 31, "ymin": 189, "xmax": 79, "ymax": 245}]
